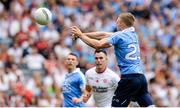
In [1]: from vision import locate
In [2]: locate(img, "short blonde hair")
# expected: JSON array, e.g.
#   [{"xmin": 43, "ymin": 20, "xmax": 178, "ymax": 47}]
[{"xmin": 119, "ymin": 13, "xmax": 135, "ymax": 27}]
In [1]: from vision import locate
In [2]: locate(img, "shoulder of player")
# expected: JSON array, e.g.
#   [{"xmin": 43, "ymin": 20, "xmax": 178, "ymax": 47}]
[
  {"xmin": 85, "ymin": 67, "xmax": 96, "ymax": 76},
  {"xmin": 108, "ymin": 31, "xmax": 126, "ymax": 41},
  {"xmin": 73, "ymin": 70, "xmax": 85, "ymax": 79},
  {"xmin": 105, "ymin": 68, "xmax": 119, "ymax": 77},
  {"xmin": 106, "ymin": 68, "xmax": 115, "ymax": 73},
  {"xmin": 111, "ymin": 31, "xmax": 122, "ymax": 36}
]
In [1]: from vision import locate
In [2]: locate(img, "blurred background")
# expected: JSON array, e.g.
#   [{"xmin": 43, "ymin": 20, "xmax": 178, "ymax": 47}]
[{"xmin": 0, "ymin": 0, "xmax": 179, "ymax": 107}]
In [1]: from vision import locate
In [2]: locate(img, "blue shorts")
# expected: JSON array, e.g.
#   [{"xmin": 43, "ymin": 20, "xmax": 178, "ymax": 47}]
[{"xmin": 112, "ymin": 74, "xmax": 153, "ymax": 107}]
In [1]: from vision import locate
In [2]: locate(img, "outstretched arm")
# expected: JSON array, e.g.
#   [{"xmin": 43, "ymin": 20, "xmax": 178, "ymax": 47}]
[
  {"xmin": 84, "ymin": 32, "xmax": 113, "ymax": 40},
  {"xmin": 71, "ymin": 26, "xmax": 112, "ymax": 49}
]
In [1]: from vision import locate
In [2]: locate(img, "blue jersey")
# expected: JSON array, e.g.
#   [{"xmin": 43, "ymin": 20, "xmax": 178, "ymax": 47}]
[
  {"xmin": 62, "ymin": 68, "xmax": 86, "ymax": 107},
  {"xmin": 107, "ymin": 27, "xmax": 143, "ymax": 75}
]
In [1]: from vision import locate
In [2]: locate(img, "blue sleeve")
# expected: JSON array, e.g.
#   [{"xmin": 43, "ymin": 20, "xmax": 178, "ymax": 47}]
[{"xmin": 107, "ymin": 32, "xmax": 122, "ymax": 45}]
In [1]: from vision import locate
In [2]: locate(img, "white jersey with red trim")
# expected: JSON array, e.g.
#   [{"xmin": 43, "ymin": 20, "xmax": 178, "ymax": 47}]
[{"xmin": 85, "ymin": 67, "xmax": 120, "ymax": 107}]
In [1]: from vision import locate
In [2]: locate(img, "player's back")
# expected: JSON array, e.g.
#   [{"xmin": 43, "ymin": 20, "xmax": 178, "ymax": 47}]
[
  {"xmin": 108, "ymin": 27, "xmax": 143, "ymax": 74},
  {"xmin": 85, "ymin": 67, "xmax": 120, "ymax": 107}
]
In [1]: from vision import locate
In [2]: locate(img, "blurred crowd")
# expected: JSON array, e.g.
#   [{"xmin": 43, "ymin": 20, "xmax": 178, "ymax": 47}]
[{"xmin": 0, "ymin": 0, "xmax": 179, "ymax": 107}]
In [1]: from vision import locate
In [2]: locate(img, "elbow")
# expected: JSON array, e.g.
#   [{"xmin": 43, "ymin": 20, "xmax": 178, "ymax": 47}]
[{"xmin": 94, "ymin": 43, "xmax": 103, "ymax": 49}]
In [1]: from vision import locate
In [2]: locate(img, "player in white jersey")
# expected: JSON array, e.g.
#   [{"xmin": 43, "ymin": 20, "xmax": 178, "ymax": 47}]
[{"xmin": 83, "ymin": 49, "xmax": 120, "ymax": 107}]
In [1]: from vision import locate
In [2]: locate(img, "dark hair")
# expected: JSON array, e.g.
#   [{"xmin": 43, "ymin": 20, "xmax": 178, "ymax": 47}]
[
  {"xmin": 69, "ymin": 52, "xmax": 79, "ymax": 59},
  {"xmin": 94, "ymin": 49, "xmax": 107, "ymax": 55}
]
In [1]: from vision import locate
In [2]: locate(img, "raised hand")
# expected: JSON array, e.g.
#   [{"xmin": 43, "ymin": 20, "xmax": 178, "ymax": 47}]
[
  {"xmin": 70, "ymin": 26, "xmax": 83, "ymax": 38},
  {"xmin": 72, "ymin": 34, "xmax": 79, "ymax": 41}
]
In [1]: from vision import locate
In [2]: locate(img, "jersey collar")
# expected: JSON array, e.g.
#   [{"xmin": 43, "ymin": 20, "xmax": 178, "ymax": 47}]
[
  {"xmin": 71, "ymin": 68, "xmax": 80, "ymax": 73},
  {"xmin": 67, "ymin": 68, "xmax": 80, "ymax": 76},
  {"xmin": 121, "ymin": 27, "xmax": 135, "ymax": 32}
]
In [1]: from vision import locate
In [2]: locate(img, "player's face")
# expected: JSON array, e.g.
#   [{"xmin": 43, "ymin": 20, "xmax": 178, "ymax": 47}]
[
  {"xmin": 116, "ymin": 17, "xmax": 124, "ymax": 31},
  {"xmin": 65, "ymin": 55, "xmax": 78, "ymax": 71},
  {"xmin": 95, "ymin": 52, "xmax": 107, "ymax": 69}
]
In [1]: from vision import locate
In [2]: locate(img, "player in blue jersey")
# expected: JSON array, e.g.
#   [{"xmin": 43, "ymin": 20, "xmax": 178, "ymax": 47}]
[
  {"xmin": 71, "ymin": 13, "xmax": 154, "ymax": 107},
  {"xmin": 62, "ymin": 53, "xmax": 86, "ymax": 107}
]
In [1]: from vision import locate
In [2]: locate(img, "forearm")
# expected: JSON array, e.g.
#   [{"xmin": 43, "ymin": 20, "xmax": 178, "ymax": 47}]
[
  {"xmin": 84, "ymin": 32, "xmax": 113, "ymax": 40},
  {"xmin": 79, "ymin": 34, "xmax": 103, "ymax": 49},
  {"xmin": 83, "ymin": 92, "xmax": 91, "ymax": 103},
  {"xmin": 82, "ymin": 85, "xmax": 92, "ymax": 103},
  {"xmin": 70, "ymin": 26, "xmax": 111, "ymax": 48}
]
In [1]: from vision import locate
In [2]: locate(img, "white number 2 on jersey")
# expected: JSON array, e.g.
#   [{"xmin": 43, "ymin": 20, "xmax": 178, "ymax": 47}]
[{"xmin": 125, "ymin": 44, "xmax": 140, "ymax": 60}]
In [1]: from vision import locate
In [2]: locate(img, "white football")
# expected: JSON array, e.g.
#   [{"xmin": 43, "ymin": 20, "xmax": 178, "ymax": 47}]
[{"xmin": 33, "ymin": 7, "xmax": 52, "ymax": 25}]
